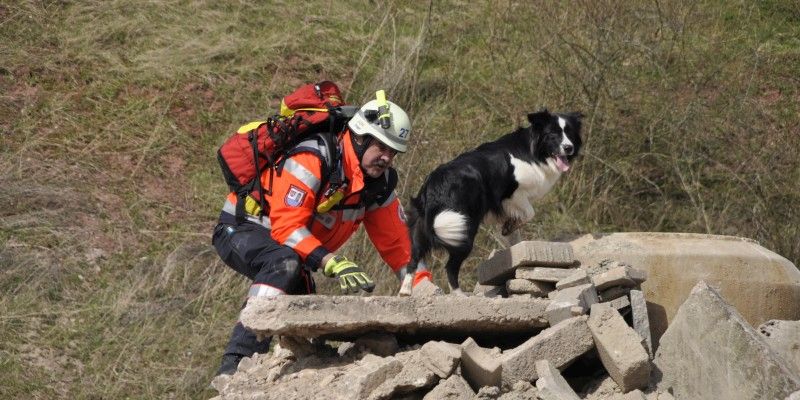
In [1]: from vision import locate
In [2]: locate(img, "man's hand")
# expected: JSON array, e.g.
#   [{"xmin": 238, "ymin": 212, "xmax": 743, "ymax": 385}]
[{"xmin": 323, "ymin": 255, "xmax": 375, "ymax": 294}]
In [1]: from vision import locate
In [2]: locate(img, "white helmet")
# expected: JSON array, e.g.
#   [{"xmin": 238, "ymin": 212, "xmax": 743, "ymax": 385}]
[{"xmin": 347, "ymin": 99, "xmax": 411, "ymax": 153}]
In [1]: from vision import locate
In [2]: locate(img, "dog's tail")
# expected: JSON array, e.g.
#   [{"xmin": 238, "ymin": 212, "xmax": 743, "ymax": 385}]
[{"xmin": 431, "ymin": 210, "xmax": 468, "ymax": 247}]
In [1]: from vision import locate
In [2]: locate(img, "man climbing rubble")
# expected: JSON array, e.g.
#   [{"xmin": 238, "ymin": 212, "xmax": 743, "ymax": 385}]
[{"xmin": 211, "ymin": 85, "xmax": 434, "ymax": 376}]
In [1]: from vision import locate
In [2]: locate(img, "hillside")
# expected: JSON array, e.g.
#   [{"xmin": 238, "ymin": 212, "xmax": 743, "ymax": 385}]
[{"xmin": 1, "ymin": 1, "xmax": 799, "ymax": 398}]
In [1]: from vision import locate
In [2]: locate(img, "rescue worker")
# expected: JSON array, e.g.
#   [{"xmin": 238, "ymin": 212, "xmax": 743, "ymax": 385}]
[{"xmin": 212, "ymin": 97, "xmax": 432, "ymax": 376}]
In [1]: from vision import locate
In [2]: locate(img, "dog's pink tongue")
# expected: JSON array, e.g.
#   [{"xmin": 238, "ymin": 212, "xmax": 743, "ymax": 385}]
[{"xmin": 556, "ymin": 156, "xmax": 570, "ymax": 172}]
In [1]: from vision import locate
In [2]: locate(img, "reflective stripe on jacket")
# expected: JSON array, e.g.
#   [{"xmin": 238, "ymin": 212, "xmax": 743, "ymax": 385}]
[{"xmin": 221, "ymin": 130, "xmax": 411, "ymax": 271}]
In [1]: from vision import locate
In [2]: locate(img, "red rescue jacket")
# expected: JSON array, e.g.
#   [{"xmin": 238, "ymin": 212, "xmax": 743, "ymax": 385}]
[{"xmin": 221, "ymin": 130, "xmax": 411, "ymax": 272}]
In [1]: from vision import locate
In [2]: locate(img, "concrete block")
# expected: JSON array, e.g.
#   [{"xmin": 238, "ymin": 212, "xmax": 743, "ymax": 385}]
[
  {"xmin": 478, "ymin": 241, "xmax": 578, "ymax": 285},
  {"xmin": 570, "ymin": 232, "xmax": 800, "ymax": 346},
  {"xmin": 757, "ymin": 320, "xmax": 800, "ymax": 374},
  {"xmin": 506, "ymin": 278, "xmax": 553, "ymax": 297},
  {"xmin": 420, "ymin": 341, "xmax": 461, "ymax": 378},
  {"xmin": 422, "ymin": 374, "xmax": 475, "ymax": 399},
  {"xmin": 369, "ymin": 351, "xmax": 438, "ymax": 399},
  {"xmin": 535, "ymin": 359, "xmax": 581, "ymax": 400},
  {"xmin": 591, "ymin": 264, "xmax": 647, "ymax": 291},
  {"xmin": 343, "ymin": 354, "xmax": 403, "ymax": 399},
  {"xmin": 545, "ymin": 284, "xmax": 599, "ymax": 326},
  {"xmin": 517, "ymin": 267, "xmax": 577, "ymax": 283},
  {"xmin": 501, "ymin": 316, "xmax": 594, "ymax": 387},
  {"xmin": 629, "ymin": 290, "xmax": 652, "ymax": 358},
  {"xmin": 473, "ymin": 283, "xmax": 507, "ymax": 298},
  {"xmin": 654, "ymin": 281, "xmax": 800, "ymax": 399},
  {"xmin": 461, "ymin": 337, "xmax": 502, "ymax": 390},
  {"xmin": 605, "ymin": 294, "xmax": 631, "ymax": 314},
  {"xmin": 241, "ymin": 295, "xmax": 550, "ymax": 340},
  {"xmin": 555, "ymin": 269, "xmax": 591, "ymax": 290},
  {"xmin": 588, "ymin": 303, "xmax": 651, "ymax": 392}
]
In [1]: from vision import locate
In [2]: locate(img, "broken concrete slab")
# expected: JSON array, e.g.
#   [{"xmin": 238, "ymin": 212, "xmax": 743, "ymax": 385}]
[
  {"xmin": 590, "ymin": 264, "xmax": 647, "ymax": 291},
  {"xmin": 545, "ymin": 283, "xmax": 600, "ymax": 326},
  {"xmin": 629, "ymin": 290, "xmax": 652, "ymax": 358},
  {"xmin": 570, "ymin": 232, "xmax": 800, "ymax": 346},
  {"xmin": 368, "ymin": 351, "xmax": 439, "ymax": 399},
  {"xmin": 604, "ymin": 294, "xmax": 631, "ymax": 314},
  {"xmin": 555, "ymin": 269, "xmax": 591, "ymax": 290},
  {"xmin": 478, "ymin": 241, "xmax": 579, "ymax": 285},
  {"xmin": 588, "ymin": 303, "xmax": 651, "ymax": 392},
  {"xmin": 535, "ymin": 359, "xmax": 581, "ymax": 400},
  {"xmin": 420, "ymin": 341, "xmax": 461, "ymax": 378},
  {"xmin": 654, "ymin": 281, "xmax": 800, "ymax": 399},
  {"xmin": 422, "ymin": 374, "xmax": 475, "ymax": 399},
  {"xmin": 241, "ymin": 295, "xmax": 550, "ymax": 340},
  {"xmin": 757, "ymin": 320, "xmax": 800, "ymax": 374},
  {"xmin": 517, "ymin": 267, "xmax": 578, "ymax": 283},
  {"xmin": 501, "ymin": 315, "xmax": 594, "ymax": 387},
  {"xmin": 461, "ymin": 337, "xmax": 502, "ymax": 390},
  {"xmin": 506, "ymin": 278, "xmax": 552, "ymax": 297},
  {"xmin": 343, "ymin": 354, "xmax": 404, "ymax": 399}
]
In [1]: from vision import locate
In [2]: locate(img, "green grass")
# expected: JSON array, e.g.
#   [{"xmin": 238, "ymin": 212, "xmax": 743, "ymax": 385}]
[{"xmin": 2, "ymin": 0, "xmax": 799, "ymax": 398}]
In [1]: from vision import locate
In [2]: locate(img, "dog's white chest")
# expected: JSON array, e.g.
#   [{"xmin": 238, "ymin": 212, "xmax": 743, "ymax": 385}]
[
  {"xmin": 494, "ymin": 155, "xmax": 563, "ymax": 223},
  {"xmin": 509, "ymin": 155, "xmax": 562, "ymax": 200}
]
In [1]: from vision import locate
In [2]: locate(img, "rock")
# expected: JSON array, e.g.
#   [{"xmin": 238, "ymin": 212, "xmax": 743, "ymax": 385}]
[
  {"xmin": 590, "ymin": 264, "xmax": 647, "ymax": 291},
  {"xmin": 629, "ymin": 290, "xmax": 652, "ymax": 358},
  {"xmin": 461, "ymin": 337, "xmax": 502, "ymax": 390},
  {"xmin": 501, "ymin": 315, "xmax": 594, "ymax": 387},
  {"xmin": 545, "ymin": 283, "xmax": 599, "ymax": 326},
  {"xmin": 517, "ymin": 267, "xmax": 578, "ymax": 283},
  {"xmin": 535, "ymin": 359, "xmax": 581, "ymax": 400},
  {"xmin": 757, "ymin": 320, "xmax": 800, "ymax": 374},
  {"xmin": 343, "ymin": 354, "xmax": 404, "ymax": 399},
  {"xmin": 588, "ymin": 303, "xmax": 650, "ymax": 392},
  {"xmin": 478, "ymin": 241, "xmax": 578, "ymax": 285},
  {"xmin": 506, "ymin": 278, "xmax": 553, "ymax": 297},
  {"xmin": 422, "ymin": 374, "xmax": 475, "ymax": 399},
  {"xmin": 420, "ymin": 341, "xmax": 461, "ymax": 378},
  {"xmin": 654, "ymin": 281, "xmax": 800, "ymax": 399},
  {"xmin": 570, "ymin": 232, "xmax": 800, "ymax": 346},
  {"xmin": 241, "ymin": 295, "xmax": 550, "ymax": 340}
]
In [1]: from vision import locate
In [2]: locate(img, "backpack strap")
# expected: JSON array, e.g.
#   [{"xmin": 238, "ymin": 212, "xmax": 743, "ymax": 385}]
[{"xmin": 278, "ymin": 134, "xmax": 342, "ymax": 205}]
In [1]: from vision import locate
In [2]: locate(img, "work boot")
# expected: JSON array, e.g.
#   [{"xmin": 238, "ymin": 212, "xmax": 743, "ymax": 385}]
[{"xmin": 216, "ymin": 353, "xmax": 244, "ymax": 377}]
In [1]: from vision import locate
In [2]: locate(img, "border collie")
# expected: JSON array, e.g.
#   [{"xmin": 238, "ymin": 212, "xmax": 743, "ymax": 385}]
[{"xmin": 401, "ymin": 109, "xmax": 583, "ymax": 295}]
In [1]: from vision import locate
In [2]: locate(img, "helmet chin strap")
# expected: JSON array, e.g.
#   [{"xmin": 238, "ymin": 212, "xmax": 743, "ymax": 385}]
[{"xmin": 350, "ymin": 133, "xmax": 373, "ymax": 169}]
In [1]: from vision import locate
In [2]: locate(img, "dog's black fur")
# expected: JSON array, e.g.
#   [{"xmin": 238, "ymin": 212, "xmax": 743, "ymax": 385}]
[{"xmin": 404, "ymin": 109, "xmax": 583, "ymax": 293}]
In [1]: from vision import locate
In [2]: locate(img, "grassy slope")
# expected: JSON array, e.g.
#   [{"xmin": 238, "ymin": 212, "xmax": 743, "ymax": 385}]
[{"xmin": 1, "ymin": 1, "xmax": 798, "ymax": 398}]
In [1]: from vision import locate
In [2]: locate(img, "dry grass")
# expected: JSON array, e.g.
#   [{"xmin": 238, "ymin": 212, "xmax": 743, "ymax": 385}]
[{"xmin": 1, "ymin": 0, "xmax": 799, "ymax": 398}]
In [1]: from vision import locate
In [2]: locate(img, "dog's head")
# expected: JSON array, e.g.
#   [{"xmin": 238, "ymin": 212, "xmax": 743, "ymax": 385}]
[{"xmin": 527, "ymin": 109, "xmax": 583, "ymax": 172}]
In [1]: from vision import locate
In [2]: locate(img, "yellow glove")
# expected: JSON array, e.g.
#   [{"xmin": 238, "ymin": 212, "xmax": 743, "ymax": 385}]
[{"xmin": 324, "ymin": 255, "xmax": 375, "ymax": 294}]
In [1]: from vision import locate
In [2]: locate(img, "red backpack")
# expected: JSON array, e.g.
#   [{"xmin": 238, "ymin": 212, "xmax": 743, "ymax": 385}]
[{"xmin": 217, "ymin": 81, "xmax": 357, "ymax": 223}]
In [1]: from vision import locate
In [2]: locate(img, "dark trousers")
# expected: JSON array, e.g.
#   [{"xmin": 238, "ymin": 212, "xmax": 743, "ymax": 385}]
[{"xmin": 212, "ymin": 221, "xmax": 316, "ymax": 358}]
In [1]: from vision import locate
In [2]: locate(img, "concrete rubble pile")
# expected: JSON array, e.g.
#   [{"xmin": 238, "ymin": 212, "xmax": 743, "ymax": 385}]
[{"xmin": 211, "ymin": 234, "xmax": 800, "ymax": 400}]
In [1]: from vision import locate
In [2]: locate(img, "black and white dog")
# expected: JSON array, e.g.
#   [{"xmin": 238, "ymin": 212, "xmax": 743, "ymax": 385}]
[{"xmin": 401, "ymin": 109, "xmax": 583, "ymax": 295}]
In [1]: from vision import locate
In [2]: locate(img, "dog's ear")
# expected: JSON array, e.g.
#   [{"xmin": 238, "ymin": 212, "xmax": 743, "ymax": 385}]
[{"xmin": 527, "ymin": 109, "xmax": 551, "ymax": 130}]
